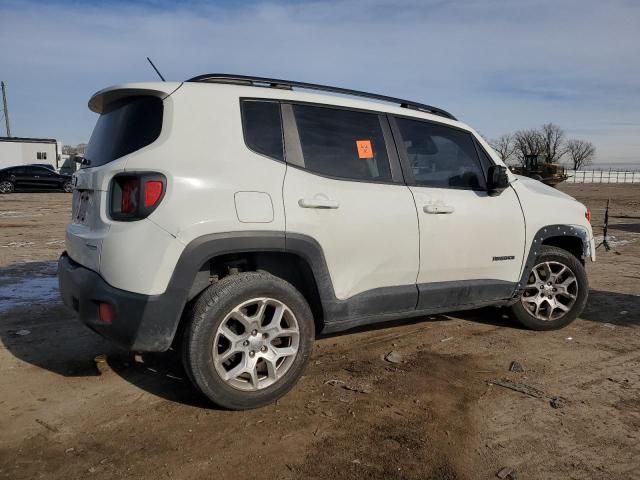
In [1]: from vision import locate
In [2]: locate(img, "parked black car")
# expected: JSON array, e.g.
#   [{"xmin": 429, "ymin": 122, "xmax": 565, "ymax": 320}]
[{"xmin": 0, "ymin": 165, "xmax": 73, "ymax": 194}]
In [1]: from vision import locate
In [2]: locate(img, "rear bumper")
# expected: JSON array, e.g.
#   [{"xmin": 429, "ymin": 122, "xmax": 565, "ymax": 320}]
[{"xmin": 57, "ymin": 252, "xmax": 182, "ymax": 351}]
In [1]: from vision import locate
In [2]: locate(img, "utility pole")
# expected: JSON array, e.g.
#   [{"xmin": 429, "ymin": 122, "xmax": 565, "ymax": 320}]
[{"xmin": 1, "ymin": 81, "xmax": 11, "ymax": 137}]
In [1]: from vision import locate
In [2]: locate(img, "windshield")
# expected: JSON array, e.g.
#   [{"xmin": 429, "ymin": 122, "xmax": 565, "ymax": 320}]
[{"xmin": 84, "ymin": 95, "xmax": 163, "ymax": 168}]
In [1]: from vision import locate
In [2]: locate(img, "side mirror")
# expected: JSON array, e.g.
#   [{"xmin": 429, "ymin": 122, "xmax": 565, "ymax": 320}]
[{"xmin": 487, "ymin": 165, "xmax": 509, "ymax": 196}]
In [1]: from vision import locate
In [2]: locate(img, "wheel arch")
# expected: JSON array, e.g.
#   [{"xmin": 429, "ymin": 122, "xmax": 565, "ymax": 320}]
[
  {"xmin": 168, "ymin": 232, "xmax": 331, "ymax": 344},
  {"xmin": 517, "ymin": 224, "xmax": 591, "ymax": 294},
  {"xmin": 541, "ymin": 235, "xmax": 584, "ymax": 262},
  {"xmin": 188, "ymin": 250, "xmax": 324, "ymax": 330}
]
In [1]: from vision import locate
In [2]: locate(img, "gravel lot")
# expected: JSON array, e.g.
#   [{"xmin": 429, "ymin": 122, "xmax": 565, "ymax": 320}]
[{"xmin": 0, "ymin": 184, "xmax": 639, "ymax": 480}]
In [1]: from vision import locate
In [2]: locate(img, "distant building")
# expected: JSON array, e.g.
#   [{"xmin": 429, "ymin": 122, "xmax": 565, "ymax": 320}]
[{"xmin": 0, "ymin": 137, "xmax": 59, "ymax": 170}]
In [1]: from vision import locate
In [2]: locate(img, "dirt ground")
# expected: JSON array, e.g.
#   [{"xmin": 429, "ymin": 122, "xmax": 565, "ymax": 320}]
[{"xmin": 0, "ymin": 185, "xmax": 639, "ymax": 480}]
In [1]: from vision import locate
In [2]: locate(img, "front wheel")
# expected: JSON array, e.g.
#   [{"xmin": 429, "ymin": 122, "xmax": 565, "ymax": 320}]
[
  {"xmin": 62, "ymin": 181, "xmax": 73, "ymax": 193},
  {"xmin": 0, "ymin": 180, "xmax": 15, "ymax": 194},
  {"xmin": 510, "ymin": 246, "xmax": 588, "ymax": 330},
  {"xmin": 181, "ymin": 271, "xmax": 315, "ymax": 410}
]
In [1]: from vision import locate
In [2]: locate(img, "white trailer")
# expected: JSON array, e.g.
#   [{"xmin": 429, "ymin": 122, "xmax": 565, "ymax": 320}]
[{"xmin": 0, "ymin": 137, "xmax": 58, "ymax": 170}]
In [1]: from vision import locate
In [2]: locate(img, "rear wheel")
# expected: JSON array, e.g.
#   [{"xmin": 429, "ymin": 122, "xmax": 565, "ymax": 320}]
[
  {"xmin": 0, "ymin": 180, "xmax": 14, "ymax": 194},
  {"xmin": 182, "ymin": 271, "xmax": 314, "ymax": 409},
  {"xmin": 510, "ymin": 246, "xmax": 588, "ymax": 330},
  {"xmin": 62, "ymin": 181, "xmax": 73, "ymax": 193}
]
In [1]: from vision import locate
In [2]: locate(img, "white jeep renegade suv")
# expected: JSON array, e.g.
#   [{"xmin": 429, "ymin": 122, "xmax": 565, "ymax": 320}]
[{"xmin": 58, "ymin": 74, "xmax": 594, "ymax": 409}]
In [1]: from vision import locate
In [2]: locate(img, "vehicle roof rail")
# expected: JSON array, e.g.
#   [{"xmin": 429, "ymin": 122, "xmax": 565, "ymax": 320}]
[{"xmin": 186, "ymin": 73, "xmax": 457, "ymax": 120}]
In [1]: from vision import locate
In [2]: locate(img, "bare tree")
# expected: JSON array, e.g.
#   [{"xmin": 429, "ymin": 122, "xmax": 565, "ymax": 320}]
[
  {"xmin": 62, "ymin": 143, "xmax": 87, "ymax": 156},
  {"xmin": 62, "ymin": 145, "xmax": 76, "ymax": 155},
  {"xmin": 513, "ymin": 129, "xmax": 544, "ymax": 165},
  {"xmin": 489, "ymin": 134, "xmax": 516, "ymax": 163},
  {"xmin": 540, "ymin": 123, "xmax": 565, "ymax": 163},
  {"xmin": 565, "ymin": 139, "xmax": 595, "ymax": 170}
]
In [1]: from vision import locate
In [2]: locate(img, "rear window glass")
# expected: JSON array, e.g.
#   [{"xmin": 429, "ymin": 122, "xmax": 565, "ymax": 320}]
[
  {"xmin": 293, "ymin": 104, "xmax": 391, "ymax": 182},
  {"xmin": 84, "ymin": 96, "xmax": 163, "ymax": 168},
  {"xmin": 241, "ymin": 100, "xmax": 284, "ymax": 161}
]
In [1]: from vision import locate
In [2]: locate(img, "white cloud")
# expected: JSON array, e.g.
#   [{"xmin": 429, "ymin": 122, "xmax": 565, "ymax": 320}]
[{"xmin": 0, "ymin": 0, "xmax": 638, "ymax": 163}]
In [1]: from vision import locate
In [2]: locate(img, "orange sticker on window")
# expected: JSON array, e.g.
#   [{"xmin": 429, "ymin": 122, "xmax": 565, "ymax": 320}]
[{"xmin": 356, "ymin": 140, "xmax": 373, "ymax": 159}]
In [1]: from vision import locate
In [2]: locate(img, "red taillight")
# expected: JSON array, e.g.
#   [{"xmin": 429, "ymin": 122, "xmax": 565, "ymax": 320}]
[
  {"xmin": 98, "ymin": 303, "xmax": 114, "ymax": 324},
  {"xmin": 144, "ymin": 180, "xmax": 163, "ymax": 208},
  {"xmin": 121, "ymin": 179, "xmax": 139, "ymax": 214},
  {"xmin": 585, "ymin": 209, "xmax": 592, "ymax": 223},
  {"xmin": 111, "ymin": 173, "xmax": 165, "ymax": 221}
]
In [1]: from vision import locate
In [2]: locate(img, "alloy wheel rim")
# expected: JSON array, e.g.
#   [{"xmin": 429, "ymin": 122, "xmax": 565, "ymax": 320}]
[
  {"xmin": 0, "ymin": 181, "xmax": 12, "ymax": 193},
  {"xmin": 521, "ymin": 261, "xmax": 578, "ymax": 321},
  {"xmin": 63, "ymin": 182, "xmax": 73, "ymax": 193},
  {"xmin": 212, "ymin": 297, "xmax": 300, "ymax": 391}
]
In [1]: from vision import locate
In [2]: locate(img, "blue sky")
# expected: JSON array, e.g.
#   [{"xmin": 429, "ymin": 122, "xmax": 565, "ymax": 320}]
[{"xmin": 0, "ymin": 0, "xmax": 639, "ymax": 164}]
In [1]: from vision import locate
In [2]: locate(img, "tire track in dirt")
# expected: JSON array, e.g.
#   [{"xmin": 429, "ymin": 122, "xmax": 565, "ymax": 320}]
[{"xmin": 294, "ymin": 351, "xmax": 491, "ymax": 480}]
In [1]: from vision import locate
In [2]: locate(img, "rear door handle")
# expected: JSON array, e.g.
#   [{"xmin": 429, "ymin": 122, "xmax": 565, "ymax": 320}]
[
  {"xmin": 423, "ymin": 204, "xmax": 455, "ymax": 214},
  {"xmin": 298, "ymin": 198, "xmax": 340, "ymax": 209}
]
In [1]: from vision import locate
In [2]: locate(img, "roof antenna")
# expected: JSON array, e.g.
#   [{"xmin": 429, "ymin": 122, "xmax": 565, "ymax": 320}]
[{"xmin": 146, "ymin": 57, "xmax": 166, "ymax": 81}]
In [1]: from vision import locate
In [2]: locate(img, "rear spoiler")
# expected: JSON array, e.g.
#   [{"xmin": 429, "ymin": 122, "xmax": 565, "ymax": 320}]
[{"xmin": 88, "ymin": 82, "xmax": 183, "ymax": 114}]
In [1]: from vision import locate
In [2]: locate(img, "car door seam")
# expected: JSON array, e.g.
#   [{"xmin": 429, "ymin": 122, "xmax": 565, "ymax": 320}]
[{"xmin": 509, "ymin": 183, "xmax": 528, "ymax": 292}]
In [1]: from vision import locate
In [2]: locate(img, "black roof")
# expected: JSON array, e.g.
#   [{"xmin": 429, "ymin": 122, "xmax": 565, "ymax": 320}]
[
  {"xmin": 0, "ymin": 137, "xmax": 57, "ymax": 144},
  {"xmin": 187, "ymin": 74, "xmax": 457, "ymax": 120}
]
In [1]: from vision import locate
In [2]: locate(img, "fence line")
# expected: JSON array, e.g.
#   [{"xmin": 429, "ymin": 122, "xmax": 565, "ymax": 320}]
[{"xmin": 566, "ymin": 169, "xmax": 640, "ymax": 184}]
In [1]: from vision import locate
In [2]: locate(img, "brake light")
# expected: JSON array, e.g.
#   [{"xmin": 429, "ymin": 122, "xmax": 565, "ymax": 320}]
[
  {"xmin": 585, "ymin": 209, "xmax": 592, "ymax": 223},
  {"xmin": 110, "ymin": 173, "xmax": 166, "ymax": 221},
  {"xmin": 144, "ymin": 181, "xmax": 163, "ymax": 208}
]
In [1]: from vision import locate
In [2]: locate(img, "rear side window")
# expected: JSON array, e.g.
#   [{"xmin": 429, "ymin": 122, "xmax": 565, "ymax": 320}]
[
  {"xmin": 241, "ymin": 100, "xmax": 284, "ymax": 161},
  {"xmin": 395, "ymin": 118, "xmax": 486, "ymax": 190},
  {"xmin": 293, "ymin": 104, "xmax": 391, "ymax": 182},
  {"xmin": 84, "ymin": 96, "xmax": 163, "ymax": 168}
]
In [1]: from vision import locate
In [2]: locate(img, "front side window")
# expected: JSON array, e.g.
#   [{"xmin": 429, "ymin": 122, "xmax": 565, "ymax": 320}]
[
  {"xmin": 241, "ymin": 100, "xmax": 284, "ymax": 161},
  {"xmin": 396, "ymin": 118, "xmax": 486, "ymax": 189},
  {"xmin": 293, "ymin": 104, "xmax": 391, "ymax": 182}
]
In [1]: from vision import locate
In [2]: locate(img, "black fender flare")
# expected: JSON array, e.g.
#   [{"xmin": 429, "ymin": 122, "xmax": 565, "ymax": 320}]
[
  {"xmin": 156, "ymin": 231, "xmax": 334, "ymax": 349},
  {"xmin": 515, "ymin": 224, "xmax": 591, "ymax": 296}
]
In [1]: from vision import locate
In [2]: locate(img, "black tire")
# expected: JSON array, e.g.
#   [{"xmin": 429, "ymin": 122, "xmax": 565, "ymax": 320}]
[
  {"xmin": 62, "ymin": 181, "xmax": 73, "ymax": 193},
  {"xmin": 0, "ymin": 180, "xmax": 15, "ymax": 194},
  {"xmin": 510, "ymin": 246, "xmax": 588, "ymax": 330},
  {"xmin": 181, "ymin": 271, "xmax": 315, "ymax": 410}
]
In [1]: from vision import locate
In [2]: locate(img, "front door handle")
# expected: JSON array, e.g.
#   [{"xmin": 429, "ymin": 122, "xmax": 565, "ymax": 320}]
[
  {"xmin": 298, "ymin": 198, "xmax": 340, "ymax": 209},
  {"xmin": 423, "ymin": 204, "xmax": 455, "ymax": 214}
]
